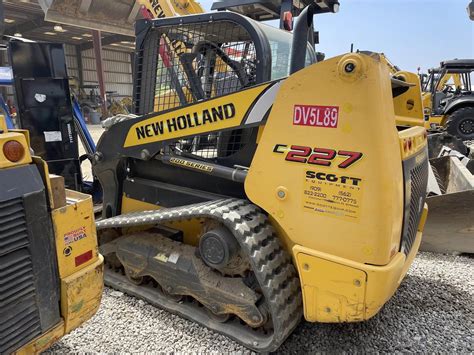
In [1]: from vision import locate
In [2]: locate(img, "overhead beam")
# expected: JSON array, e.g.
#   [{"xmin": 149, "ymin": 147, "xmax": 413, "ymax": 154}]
[
  {"xmin": 5, "ymin": 16, "xmax": 46, "ymax": 36},
  {"xmin": 79, "ymin": 34, "xmax": 134, "ymax": 51}
]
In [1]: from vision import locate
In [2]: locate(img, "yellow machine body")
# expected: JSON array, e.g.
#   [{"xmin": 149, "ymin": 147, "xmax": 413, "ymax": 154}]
[
  {"xmin": 393, "ymin": 71, "xmax": 425, "ymax": 127},
  {"xmin": 0, "ymin": 116, "xmax": 103, "ymax": 354},
  {"xmin": 117, "ymin": 54, "xmax": 429, "ymax": 324},
  {"xmin": 245, "ymin": 54, "xmax": 428, "ymax": 322},
  {"xmin": 17, "ymin": 181, "xmax": 104, "ymax": 354},
  {"xmin": 361, "ymin": 53, "xmax": 425, "ymax": 128}
]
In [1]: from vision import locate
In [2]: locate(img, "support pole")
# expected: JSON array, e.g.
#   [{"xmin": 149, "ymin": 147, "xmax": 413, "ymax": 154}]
[
  {"xmin": 130, "ymin": 51, "xmax": 135, "ymax": 80},
  {"xmin": 92, "ymin": 30, "xmax": 108, "ymax": 119},
  {"xmin": 75, "ymin": 45, "xmax": 84, "ymax": 88}
]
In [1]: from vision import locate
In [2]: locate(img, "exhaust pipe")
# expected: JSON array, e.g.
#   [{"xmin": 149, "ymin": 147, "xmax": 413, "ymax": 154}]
[{"xmin": 289, "ymin": 1, "xmax": 340, "ymax": 75}]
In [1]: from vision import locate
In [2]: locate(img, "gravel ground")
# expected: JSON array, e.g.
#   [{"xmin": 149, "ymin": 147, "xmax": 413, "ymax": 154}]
[{"xmin": 46, "ymin": 252, "xmax": 473, "ymax": 353}]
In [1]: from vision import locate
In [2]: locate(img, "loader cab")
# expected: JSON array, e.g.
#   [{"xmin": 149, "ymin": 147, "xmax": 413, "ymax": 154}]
[
  {"xmin": 94, "ymin": 4, "xmax": 339, "ymax": 215},
  {"xmin": 96, "ymin": 12, "xmax": 324, "ymax": 211},
  {"xmin": 132, "ymin": 12, "xmax": 318, "ymax": 168},
  {"xmin": 427, "ymin": 60, "xmax": 474, "ymax": 115},
  {"xmin": 133, "ymin": 12, "xmax": 318, "ymax": 116}
]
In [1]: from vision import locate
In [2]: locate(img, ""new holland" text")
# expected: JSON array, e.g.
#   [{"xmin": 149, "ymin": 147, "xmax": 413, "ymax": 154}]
[{"xmin": 136, "ymin": 103, "xmax": 236, "ymax": 140}]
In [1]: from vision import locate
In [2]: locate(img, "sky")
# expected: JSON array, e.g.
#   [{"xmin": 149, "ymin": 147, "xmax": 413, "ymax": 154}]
[{"xmin": 199, "ymin": 0, "xmax": 473, "ymax": 73}]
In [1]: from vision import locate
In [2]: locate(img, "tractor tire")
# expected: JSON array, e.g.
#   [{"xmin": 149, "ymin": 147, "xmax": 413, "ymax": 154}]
[{"xmin": 446, "ymin": 107, "xmax": 474, "ymax": 141}]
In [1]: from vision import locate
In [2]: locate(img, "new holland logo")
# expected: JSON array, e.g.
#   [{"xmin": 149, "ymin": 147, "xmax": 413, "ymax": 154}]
[
  {"xmin": 123, "ymin": 83, "xmax": 274, "ymax": 147},
  {"xmin": 135, "ymin": 103, "xmax": 236, "ymax": 140}
]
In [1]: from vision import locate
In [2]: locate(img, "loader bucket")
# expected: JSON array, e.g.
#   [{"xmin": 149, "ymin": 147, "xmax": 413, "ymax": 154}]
[
  {"xmin": 38, "ymin": 0, "xmax": 139, "ymax": 36},
  {"xmin": 421, "ymin": 156, "xmax": 474, "ymax": 254}
]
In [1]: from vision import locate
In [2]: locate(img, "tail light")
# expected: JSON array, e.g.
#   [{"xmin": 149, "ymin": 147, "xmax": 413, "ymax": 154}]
[{"xmin": 3, "ymin": 140, "xmax": 25, "ymax": 162}]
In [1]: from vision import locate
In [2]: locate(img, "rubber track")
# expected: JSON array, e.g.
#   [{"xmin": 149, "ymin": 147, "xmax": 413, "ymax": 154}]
[{"xmin": 97, "ymin": 199, "xmax": 303, "ymax": 352}]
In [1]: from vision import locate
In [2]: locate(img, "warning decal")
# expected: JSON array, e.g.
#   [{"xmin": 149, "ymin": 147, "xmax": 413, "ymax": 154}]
[
  {"xmin": 64, "ymin": 226, "xmax": 87, "ymax": 245},
  {"xmin": 302, "ymin": 170, "xmax": 363, "ymax": 221}
]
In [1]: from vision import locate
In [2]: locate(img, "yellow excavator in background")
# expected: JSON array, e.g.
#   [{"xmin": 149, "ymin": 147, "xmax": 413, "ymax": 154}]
[
  {"xmin": 39, "ymin": 0, "xmax": 204, "ymax": 35},
  {"xmin": 38, "ymin": 0, "xmax": 204, "ymax": 36},
  {"xmin": 38, "ymin": 0, "xmax": 321, "ymax": 34},
  {"xmin": 0, "ymin": 115, "xmax": 103, "ymax": 354}
]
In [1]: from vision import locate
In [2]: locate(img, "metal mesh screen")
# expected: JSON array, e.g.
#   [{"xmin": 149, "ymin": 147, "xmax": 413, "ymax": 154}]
[
  {"xmin": 401, "ymin": 155, "xmax": 429, "ymax": 254},
  {"xmin": 135, "ymin": 20, "xmax": 261, "ymax": 162},
  {"xmin": 150, "ymin": 21, "xmax": 258, "ymax": 112},
  {"xmin": 161, "ymin": 128, "xmax": 255, "ymax": 160}
]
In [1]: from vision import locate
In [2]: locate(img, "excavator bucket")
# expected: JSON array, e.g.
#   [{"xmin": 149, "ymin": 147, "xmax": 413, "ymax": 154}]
[
  {"xmin": 422, "ymin": 156, "xmax": 474, "ymax": 254},
  {"xmin": 38, "ymin": 0, "xmax": 205, "ymax": 35},
  {"xmin": 38, "ymin": 0, "xmax": 140, "ymax": 36}
]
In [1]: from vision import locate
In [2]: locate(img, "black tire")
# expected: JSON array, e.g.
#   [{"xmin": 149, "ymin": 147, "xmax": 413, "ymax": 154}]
[{"xmin": 446, "ymin": 107, "xmax": 474, "ymax": 141}]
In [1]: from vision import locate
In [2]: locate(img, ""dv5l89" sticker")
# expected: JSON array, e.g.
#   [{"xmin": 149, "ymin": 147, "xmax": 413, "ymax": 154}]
[{"xmin": 293, "ymin": 105, "xmax": 339, "ymax": 128}]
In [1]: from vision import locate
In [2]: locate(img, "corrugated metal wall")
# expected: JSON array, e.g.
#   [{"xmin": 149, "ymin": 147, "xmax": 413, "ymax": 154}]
[
  {"xmin": 1, "ymin": 44, "xmax": 133, "ymax": 101},
  {"xmin": 66, "ymin": 44, "xmax": 133, "ymax": 98},
  {"xmin": 81, "ymin": 48, "xmax": 133, "ymax": 98},
  {"xmin": 64, "ymin": 44, "xmax": 79, "ymax": 78}
]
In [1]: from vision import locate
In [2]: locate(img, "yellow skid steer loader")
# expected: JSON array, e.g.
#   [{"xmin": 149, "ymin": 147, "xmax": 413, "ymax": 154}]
[{"xmin": 37, "ymin": 0, "xmax": 429, "ymax": 351}]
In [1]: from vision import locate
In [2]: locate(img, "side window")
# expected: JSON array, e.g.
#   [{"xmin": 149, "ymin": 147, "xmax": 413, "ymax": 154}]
[
  {"xmin": 269, "ymin": 39, "xmax": 291, "ymax": 80},
  {"xmin": 260, "ymin": 24, "xmax": 316, "ymax": 81}
]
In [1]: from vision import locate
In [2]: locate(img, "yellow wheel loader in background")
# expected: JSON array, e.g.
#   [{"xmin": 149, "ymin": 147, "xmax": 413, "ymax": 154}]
[
  {"xmin": 420, "ymin": 60, "xmax": 474, "ymax": 141},
  {"xmin": 36, "ymin": 0, "xmax": 429, "ymax": 352},
  {"xmin": 0, "ymin": 115, "xmax": 104, "ymax": 354}
]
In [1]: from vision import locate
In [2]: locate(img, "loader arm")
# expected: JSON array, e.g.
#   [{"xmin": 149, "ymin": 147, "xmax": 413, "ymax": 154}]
[{"xmin": 436, "ymin": 73, "xmax": 462, "ymax": 91}]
